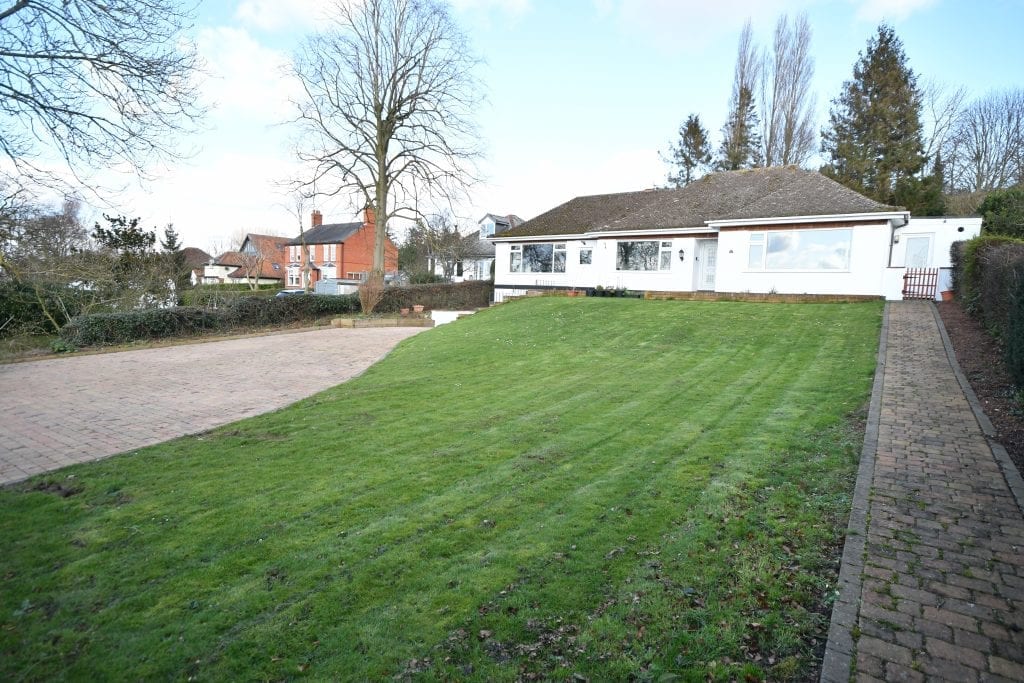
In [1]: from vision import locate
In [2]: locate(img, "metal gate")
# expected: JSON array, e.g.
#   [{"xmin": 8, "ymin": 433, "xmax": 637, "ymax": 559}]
[{"xmin": 902, "ymin": 268, "xmax": 939, "ymax": 300}]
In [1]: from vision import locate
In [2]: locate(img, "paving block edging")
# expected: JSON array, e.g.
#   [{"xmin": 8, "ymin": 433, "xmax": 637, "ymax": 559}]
[{"xmin": 820, "ymin": 303, "xmax": 889, "ymax": 683}]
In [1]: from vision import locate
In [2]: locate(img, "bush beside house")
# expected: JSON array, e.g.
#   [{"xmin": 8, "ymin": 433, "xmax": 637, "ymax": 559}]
[{"xmin": 951, "ymin": 235, "xmax": 1024, "ymax": 384}]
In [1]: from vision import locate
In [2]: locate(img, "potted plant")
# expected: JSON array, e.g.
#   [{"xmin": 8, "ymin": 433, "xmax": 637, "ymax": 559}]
[
  {"xmin": 400, "ymin": 307, "xmax": 410, "ymax": 316},
  {"xmin": 413, "ymin": 304, "xmax": 425, "ymax": 314},
  {"xmin": 941, "ymin": 290, "xmax": 954, "ymax": 302}
]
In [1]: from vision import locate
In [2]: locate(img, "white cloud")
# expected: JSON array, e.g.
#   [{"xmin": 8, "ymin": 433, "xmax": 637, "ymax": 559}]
[
  {"xmin": 851, "ymin": 0, "xmax": 938, "ymax": 22},
  {"xmin": 601, "ymin": 0, "xmax": 818, "ymax": 52},
  {"xmin": 195, "ymin": 26, "xmax": 297, "ymax": 121},
  {"xmin": 234, "ymin": 0, "xmax": 327, "ymax": 31}
]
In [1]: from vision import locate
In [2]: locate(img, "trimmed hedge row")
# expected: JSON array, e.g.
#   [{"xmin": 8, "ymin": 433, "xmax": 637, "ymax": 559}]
[
  {"xmin": 57, "ymin": 281, "xmax": 491, "ymax": 348},
  {"xmin": 59, "ymin": 293, "xmax": 360, "ymax": 347},
  {"xmin": 377, "ymin": 280, "xmax": 492, "ymax": 312},
  {"xmin": 179, "ymin": 287, "xmax": 278, "ymax": 307},
  {"xmin": 951, "ymin": 235, "xmax": 1024, "ymax": 385}
]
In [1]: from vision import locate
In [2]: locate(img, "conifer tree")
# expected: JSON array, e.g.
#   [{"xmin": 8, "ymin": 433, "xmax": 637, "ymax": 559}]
[
  {"xmin": 663, "ymin": 114, "xmax": 712, "ymax": 187},
  {"xmin": 821, "ymin": 24, "xmax": 925, "ymax": 204},
  {"xmin": 717, "ymin": 21, "xmax": 762, "ymax": 171},
  {"xmin": 718, "ymin": 86, "xmax": 762, "ymax": 170}
]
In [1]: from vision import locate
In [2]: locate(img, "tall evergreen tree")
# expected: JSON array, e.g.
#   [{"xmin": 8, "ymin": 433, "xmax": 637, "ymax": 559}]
[
  {"xmin": 718, "ymin": 21, "xmax": 762, "ymax": 171},
  {"xmin": 718, "ymin": 86, "xmax": 762, "ymax": 170},
  {"xmin": 663, "ymin": 114, "xmax": 712, "ymax": 187},
  {"xmin": 160, "ymin": 225, "xmax": 181, "ymax": 252},
  {"xmin": 821, "ymin": 24, "xmax": 925, "ymax": 205}
]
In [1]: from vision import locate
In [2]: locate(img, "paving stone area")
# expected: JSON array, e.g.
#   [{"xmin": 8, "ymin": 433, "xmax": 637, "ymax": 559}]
[
  {"xmin": 0, "ymin": 327, "xmax": 424, "ymax": 486},
  {"xmin": 823, "ymin": 302, "xmax": 1024, "ymax": 682}
]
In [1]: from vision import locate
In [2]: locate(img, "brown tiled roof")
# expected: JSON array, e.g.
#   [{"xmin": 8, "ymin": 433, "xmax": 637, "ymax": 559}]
[
  {"xmin": 214, "ymin": 251, "xmax": 244, "ymax": 266},
  {"xmin": 226, "ymin": 260, "xmax": 284, "ymax": 280},
  {"xmin": 244, "ymin": 233, "xmax": 288, "ymax": 257},
  {"xmin": 499, "ymin": 167, "xmax": 900, "ymax": 238},
  {"xmin": 180, "ymin": 247, "xmax": 212, "ymax": 268}
]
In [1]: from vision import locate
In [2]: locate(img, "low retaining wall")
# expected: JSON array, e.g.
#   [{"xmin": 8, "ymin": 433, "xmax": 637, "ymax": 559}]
[
  {"xmin": 331, "ymin": 317, "xmax": 434, "ymax": 328},
  {"xmin": 644, "ymin": 291, "xmax": 883, "ymax": 303}
]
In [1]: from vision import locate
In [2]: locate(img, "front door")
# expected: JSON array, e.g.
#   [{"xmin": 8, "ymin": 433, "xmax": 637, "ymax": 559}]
[{"xmin": 697, "ymin": 240, "xmax": 718, "ymax": 290}]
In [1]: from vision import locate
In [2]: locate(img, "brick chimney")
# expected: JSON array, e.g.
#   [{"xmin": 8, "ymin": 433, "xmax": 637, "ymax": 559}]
[
  {"xmin": 311, "ymin": 210, "xmax": 322, "ymax": 227},
  {"xmin": 363, "ymin": 205, "xmax": 375, "ymax": 228}
]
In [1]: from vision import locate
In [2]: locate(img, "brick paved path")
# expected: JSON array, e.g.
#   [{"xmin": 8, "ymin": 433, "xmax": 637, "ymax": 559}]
[
  {"xmin": 0, "ymin": 327, "xmax": 424, "ymax": 486},
  {"xmin": 823, "ymin": 302, "xmax": 1024, "ymax": 682}
]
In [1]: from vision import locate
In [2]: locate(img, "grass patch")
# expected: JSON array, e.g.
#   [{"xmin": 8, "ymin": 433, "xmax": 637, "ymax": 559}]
[{"xmin": 0, "ymin": 298, "xmax": 881, "ymax": 681}]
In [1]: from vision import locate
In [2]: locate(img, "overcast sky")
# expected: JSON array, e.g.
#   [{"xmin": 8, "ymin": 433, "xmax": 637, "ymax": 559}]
[{"xmin": 92, "ymin": 0, "xmax": 1024, "ymax": 252}]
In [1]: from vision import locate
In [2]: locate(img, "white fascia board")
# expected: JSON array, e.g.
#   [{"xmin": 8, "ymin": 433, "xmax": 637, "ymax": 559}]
[
  {"xmin": 706, "ymin": 211, "xmax": 910, "ymax": 228},
  {"xmin": 489, "ymin": 226, "xmax": 714, "ymax": 243}
]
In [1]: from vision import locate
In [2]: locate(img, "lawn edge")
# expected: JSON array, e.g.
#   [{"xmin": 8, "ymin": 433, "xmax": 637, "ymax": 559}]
[{"xmin": 820, "ymin": 302, "xmax": 888, "ymax": 683}]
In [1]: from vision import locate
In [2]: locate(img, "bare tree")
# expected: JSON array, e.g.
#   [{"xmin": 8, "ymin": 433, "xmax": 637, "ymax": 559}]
[
  {"xmin": 920, "ymin": 80, "xmax": 967, "ymax": 176},
  {"xmin": 0, "ymin": 0, "xmax": 204, "ymax": 195},
  {"xmin": 946, "ymin": 88, "xmax": 1024, "ymax": 192},
  {"xmin": 758, "ymin": 13, "xmax": 816, "ymax": 167},
  {"xmin": 288, "ymin": 0, "xmax": 481, "ymax": 301},
  {"xmin": 424, "ymin": 212, "xmax": 474, "ymax": 281}
]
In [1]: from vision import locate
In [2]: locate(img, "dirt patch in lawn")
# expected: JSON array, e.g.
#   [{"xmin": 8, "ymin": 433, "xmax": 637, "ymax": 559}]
[{"xmin": 936, "ymin": 300, "xmax": 1024, "ymax": 474}]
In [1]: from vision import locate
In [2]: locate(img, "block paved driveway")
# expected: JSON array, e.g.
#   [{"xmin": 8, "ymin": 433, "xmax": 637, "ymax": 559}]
[{"xmin": 0, "ymin": 327, "xmax": 425, "ymax": 486}]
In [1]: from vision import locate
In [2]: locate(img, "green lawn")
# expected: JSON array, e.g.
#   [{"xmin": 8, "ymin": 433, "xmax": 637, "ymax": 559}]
[{"xmin": 0, "ymin": 298, "xmax": 882, "ymax": 681}]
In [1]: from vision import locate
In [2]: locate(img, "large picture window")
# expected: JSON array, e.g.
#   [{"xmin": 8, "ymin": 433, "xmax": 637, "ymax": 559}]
[
  {"xmin": 747, "ymin": 229, "xmax": 852, "ymax": 271},
  {"xmin": 616, "ymin": 240, "xmax": 672, "ymax": 271},
  {"xmin": 510, "ymin": 243, "xmax": 566, "ymax": 273}
]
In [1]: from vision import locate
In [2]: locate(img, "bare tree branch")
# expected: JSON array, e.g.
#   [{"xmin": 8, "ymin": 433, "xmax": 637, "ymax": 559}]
[
  {"xmin": 0, "ymin": 0, "xmax": 205, "ymax": 195},
  {"xmin": 287, "ymin": 0, "xmax": 482, "ymax": 278},
  {"xmin": 758, "ymin": 13, "xmax": 816, "ymax": 167},
  {"xmin": 946, "ymin": 88, "xmax": 1024, "ymax": 192}
]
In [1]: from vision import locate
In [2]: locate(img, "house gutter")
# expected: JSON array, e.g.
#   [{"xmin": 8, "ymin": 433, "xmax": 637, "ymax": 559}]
[
  {"xmin": 489, "ymin": 226, "xmax": 715, "ymax": 243},
  {"xmin": 707, "ymin": 211, "xmax": 910, "ymax": 229}
]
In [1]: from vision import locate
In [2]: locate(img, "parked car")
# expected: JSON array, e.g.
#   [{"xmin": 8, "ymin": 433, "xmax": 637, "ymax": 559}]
[{"xmin": 275, "ymin": 289, "xmax": 307, "ymax": 298}]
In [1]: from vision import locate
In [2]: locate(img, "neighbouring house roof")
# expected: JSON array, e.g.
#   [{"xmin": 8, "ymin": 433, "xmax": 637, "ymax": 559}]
[
  {"xmin": 226, "ymin": 261, "xmax": 284, "ymax": 280},
  {"xmin": 497, "ymin": 167, "xmax": 900, "ymax": 238},
  {"xmin": 464, "ymin": 233, "xmax": 496, "ymax": 258},
  {"xmin": 289, "ymin": 222, "xmax": 363, "ymax": 245},
  {"xmin": 214, "ymin": 251, "xmax": 244, "ymax": 267},
  {"xmin": 180, "ymin": 247, "xmax": 212, "ymax": 269},
  {"xmin": 242, "ymin": 233, "xmax": 288, "ymax": 256},
  {"xmin": 479, "ymin": 213, "xmax": 525, "ymax": 233}
]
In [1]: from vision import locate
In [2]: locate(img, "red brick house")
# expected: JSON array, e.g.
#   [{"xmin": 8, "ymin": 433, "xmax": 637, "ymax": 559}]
[{"xmin": 286, "ymin": 207, "xmax": 399, "ymax": 289}]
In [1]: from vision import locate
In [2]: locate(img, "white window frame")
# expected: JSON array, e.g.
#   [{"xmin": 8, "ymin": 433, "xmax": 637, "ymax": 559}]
[
  {"xmin": 615, "ymin": 240, "xmax": 673, "ymax": 272},
  {"xmin": 579, "ymin": 247, "xmax": 592, "ymax": 265},
  {"xmin": 287, "ymin": 266, "xmax": 300, "ymax": 286},
  {"xmin": 746, "ymin": 228, "xmax": 853, "ymax": 272},
  {"xmin": 510, "ymin": 243, "xmax": 566, "ymax": 273},
  {"xmin": 325, "ymin": 244, "xmax": 336, "ymax": 262}
]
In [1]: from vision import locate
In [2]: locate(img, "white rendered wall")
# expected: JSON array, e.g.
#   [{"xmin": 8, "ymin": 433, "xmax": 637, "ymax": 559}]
[
  {"xmin": 494, "ymin": 237, "xmax": 700, "ymax": 291},
  {"xmin": 714, "ymin": 223, "xmax": 892, "ymax": 296},
  {"xmin": 890, "ymin": 217, "xmax": 981, "ymax": 268}
]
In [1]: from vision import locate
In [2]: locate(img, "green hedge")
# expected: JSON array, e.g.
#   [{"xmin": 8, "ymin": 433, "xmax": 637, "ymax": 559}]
[
  {"xmin": 1008, "ymin": 275, "xmax": 1024, "ymax": 386},
  {"xmin": 59, "ymin": 293, "xmax": 360, "ymax": 347},
  {"xmin": 180, "ymin": 287, "xmax": 279, "ymax": 308},
  {"xmin": 950, "ymin": 235, "xmax": 1024, "ymax": 386},
  {"xmin": 378, "ymin": 280, "xmax": 492, "ymax": 312},
  {"xmin": 57, "ymin": 281, "xmax": 489, "ymax": 347}
]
